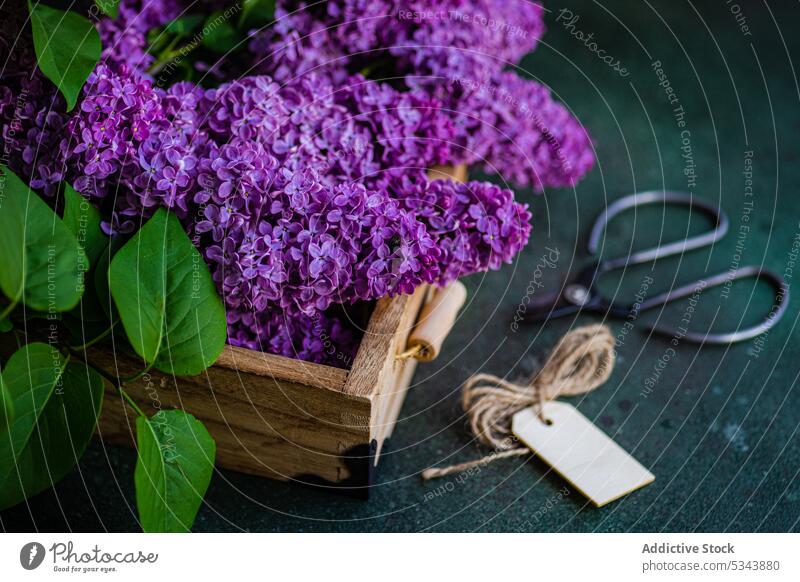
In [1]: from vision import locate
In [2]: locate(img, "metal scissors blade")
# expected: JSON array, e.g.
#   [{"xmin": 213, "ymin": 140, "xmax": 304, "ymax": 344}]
[{"xmin": 516, "ymin": 190, "xmax": 790, "ymax": 345}]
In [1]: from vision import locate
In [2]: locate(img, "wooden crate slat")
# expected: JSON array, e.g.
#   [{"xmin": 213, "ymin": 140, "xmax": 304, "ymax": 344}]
[
  {"xmin": 215, "ymin": 344, "xmax": 348, "ymax": 393},
  {"xmin": 344, "ymin": 285, "xmax": 428, "ymax": 398}
]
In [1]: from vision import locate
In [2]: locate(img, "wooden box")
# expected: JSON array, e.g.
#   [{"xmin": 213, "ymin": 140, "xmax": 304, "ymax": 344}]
[
  {"xmin": 93, "ymin": 284, "xmax": 432, "ymax": 497},
  {"xmin": 93, "ymin": 165, "xmax": 467, "ymax": 497}
]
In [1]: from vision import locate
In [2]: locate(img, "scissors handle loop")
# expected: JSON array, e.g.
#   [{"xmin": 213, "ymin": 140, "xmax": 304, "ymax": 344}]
[
  {"xmin": 638, "ymin": 266, "xmax": 789, "ymax": 344},
  {"xmin": 588, "ymin": 191, "xmax": 730, "ymax": 272}
]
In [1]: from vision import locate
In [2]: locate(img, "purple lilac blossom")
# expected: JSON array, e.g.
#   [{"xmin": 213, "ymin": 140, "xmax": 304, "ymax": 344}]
[
  {"xmin": 47, "ymin": 61, "xmax": 529, "ymax": 364},
  {"xmin": 227, "ymin": 308, "xmax": 359, "ymax": 367},
  {"xmin": 248, "ymin": 0, "xmax": 593, "ymax": 189},
  {"xmin": 61, "ymin": 65, "xmax": 165, "ymax": 206},
  {"xmin": 0, "ymin": 14, "xmax": 68, "ymax": 198},
  {"xmin": 400, "ymin": 179, "xmax": 533, "ymax": 282},
  {"xmin": 449, "ymin": 71, "xmax": 595, "ymax": 190},
  {"xmin": 97, "ymin": 0, "xmax": 182, "ymax": 74},
  {"xmin": 0, "ymin": 1, "xmax": 562, "ymax": 367}
]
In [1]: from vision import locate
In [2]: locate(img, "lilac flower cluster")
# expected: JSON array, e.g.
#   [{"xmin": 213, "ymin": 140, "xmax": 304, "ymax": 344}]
[
  {"xmin": 229, "ymin": 308, "xmax": 360, "ymax": 367},
  {"xmin": 248, "ymin": 0, "xmax": 594, "ymax": 190},
  {"xmin": 61, "ymin": 65, "xmax": 165, "ymax": 219},
  {"xmin": 0, "ymin": 0, "xmax": 594, "ymax": 368},
  {"xmin": 0, "ymin": 13, "xmax": 67, "ymax": 199},
  {"xmin": 449, "ymin": 71, "xmax": 596, "ymax": 190},
  {"xmin": 402, "ymin": 179, "xmax": 532, "ymax": 282}
]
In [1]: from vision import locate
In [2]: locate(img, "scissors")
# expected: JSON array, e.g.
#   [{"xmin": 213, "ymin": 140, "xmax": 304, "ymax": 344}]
[{"xmin": 520, "ymin": 190, "xmax": 789, "ymax": 344}]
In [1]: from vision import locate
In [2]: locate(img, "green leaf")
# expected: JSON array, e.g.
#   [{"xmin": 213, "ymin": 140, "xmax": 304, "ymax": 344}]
[
  {"xmin": 63, "ymin": 185, "xmax": 106, "ymax": 268},
  {"xmin": 0, "ymin": 166, "xmax": 86, "ymax": 313},
  {"xmin": 0, "ymin": 373, "xmax": 13, "ymax": 436},
  {"xmin": 135, "ymin": 410, "xmax": 215, "ymax": 532},
  {"xmin": 68, "ymin": 285, "xmax": 106, "ymax": 324},
  {"xmin": 28, "ymin": 1, "xmax": 101, "ymax": 111},
  {"xmin": 63, "ymin": 186, "xmax": 108, "ymax": 323},
  {"xmin": 62, "ymin": 310, "xmax": 111, "ymax": 346},
  {"xmin": 146, "ymin": 26, "xmax": 171, "ymax": 55},
  {"xmin": 92, "ymin": 234, "xmax": 126, "ymax": 323},
  {"xmin": 94, "ymin": 0, "xmax": 119, "ymax": 19},
  {"xmin": 165, "ymin": 14, "xmax": 204, "ymax": 36},
  {"xmin": 109, "ymin": 208, "xmax": 226, "ymax": 376},
  {"xmin": 94, "ymin": 245, "xmax": 116, "ymax": 321},
  {"xmin": 0, "ymin": 343, "xmax": 104, "ymax": 510},
  {"xmin": 203, "ymin": 12, "xmax": 239, "ymax": 53},
  {"xmin": 239, "ymin": 0, "xmax": 276, "ymax": 29},
  {"xmin": 0, "ymin": 316, "xmax": 11, "ymax": 333}
]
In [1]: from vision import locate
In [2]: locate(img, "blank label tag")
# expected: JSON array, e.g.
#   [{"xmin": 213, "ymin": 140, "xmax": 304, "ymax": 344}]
[{"xmin": 512, "ymin": 402, "xmax": 654, "ymax": 507}]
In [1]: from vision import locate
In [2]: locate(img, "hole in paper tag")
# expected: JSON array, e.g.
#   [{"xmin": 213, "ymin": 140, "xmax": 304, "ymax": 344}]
[{"xmin": 512, "ymin": 401, "xmax": 654, "ymax": 507}]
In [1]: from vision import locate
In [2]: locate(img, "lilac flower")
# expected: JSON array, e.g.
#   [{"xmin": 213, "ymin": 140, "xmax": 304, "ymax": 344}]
[
  {"xmin": 0, "ymin": 16, "xmax": 68, "ymax": 198},
  {"xmin": 248, "ymin": 1, "xmax": 593, "ymax": 190},
  {"xmin": 399, "ymin": 179, "xmax": 532, "ymax": 282},
  {"xmin": 60, "ymin": 63, "xmax": 166, "ymax": 206},
  {"xmin": 1, "ymin": 0, "xmax": 580, "ymax": 368},
  {"xmin": 446, "ymin": 71, "xmax": 595, "ymax": 190},
  {"xmin": 97, "ymin": 0, "xmax": 181, "ymax": 74},
  {"xmin": 227, "ymin": 308, "xmax": 359, "ymax": 368}
]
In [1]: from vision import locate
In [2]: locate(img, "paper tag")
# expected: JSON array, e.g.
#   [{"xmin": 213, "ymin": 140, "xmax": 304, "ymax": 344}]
[{"xmin": 512, "ymin": 401, "xmax": 654, "ymax": 507}]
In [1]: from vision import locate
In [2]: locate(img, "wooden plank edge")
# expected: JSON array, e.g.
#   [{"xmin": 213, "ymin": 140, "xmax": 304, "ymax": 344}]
[
  {"xmin": 214, "ymin": 344, "xmax": 349, "ymax": 394},
  {"xmin": 341, "ymin": 286, "xmax": 428, "ymax": 398}
]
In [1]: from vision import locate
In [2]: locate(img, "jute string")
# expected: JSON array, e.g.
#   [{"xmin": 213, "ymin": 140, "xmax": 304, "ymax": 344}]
[{"xmin": 421, "ymin": 324, "xmax": 615, "ymax": 480}]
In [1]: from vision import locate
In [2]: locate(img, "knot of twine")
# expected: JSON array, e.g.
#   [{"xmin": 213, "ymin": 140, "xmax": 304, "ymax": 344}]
[{"xmin": 421, "ymin": 324, "xmax": 615, "ymax": 480}]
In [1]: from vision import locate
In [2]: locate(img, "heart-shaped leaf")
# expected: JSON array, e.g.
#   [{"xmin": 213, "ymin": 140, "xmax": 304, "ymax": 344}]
[
  {"xmin": 203, "ymin": 12, "xmax": 239, "ymax": 54},
  {"xmin": 63, "ymin": 186, "xmax": 111, "ymax": 325},
  {"xmin": 239, "ymin": 0, "xmax": 276, "ymax": 29},
  {"xmin": 94, "ymin": 0, "xmax": 119, "ymax": 19},
  {"xmin": 93, "ymin": 235, "xmax": 127, "ymax": 323},
  {"xmin": 62, "ymin": 185, "xmax": 106, "ymax": 269},
  {"xmin": 0, "ymin": 166, "xmax": 86, "ymax": 313},
  {"xmin": 109, "ymin": 208, "xmax": 226, "ymax": 376},
  {"xmin": 28, "ymin": 1, "xmax": 101, "ymax": 111},
  {"xmin": 61, "ymin": 311, "xmax": 112, "ymax": 347},
  {"xmin": 165, "ymin": 14, "xmax": 204, "ymax": 35},
  {"xmin": 135, "ymin": 410, "xmax": 215, "ymax": 532},
  {"xmin": 0, "ymin": 343, "xmax": 104, "ymax": 510},
  {"xmin": 0, "ymin": 375, "xmax": 13, "ymax": 436}
]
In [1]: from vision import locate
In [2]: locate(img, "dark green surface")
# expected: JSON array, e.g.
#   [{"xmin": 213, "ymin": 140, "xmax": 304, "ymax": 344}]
[{"xmin": 2, "ymin": 0, "xmax": 799, "ymax": 532}]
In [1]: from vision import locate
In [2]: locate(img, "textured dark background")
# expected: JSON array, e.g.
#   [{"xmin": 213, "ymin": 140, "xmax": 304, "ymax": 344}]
[{"xmin": 3, "ymin": 0, "xmax": 799, "ymax": 532}]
